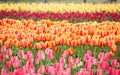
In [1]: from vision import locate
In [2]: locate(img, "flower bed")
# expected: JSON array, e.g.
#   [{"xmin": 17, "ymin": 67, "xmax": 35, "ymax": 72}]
[
  {"xmin": 0, "ymin": 46, "xmax": 120, "ymax": 75},
  {"xmin": 0, "ymin": 16, "xmax": 120, "ymax": 75},
  {"xmin": 0, "ymin": 11, "xmax": 120, "ymax": 22},
  {"xmin": 0, "ymin": 3, "xmax": 120, "ymax": 13}
]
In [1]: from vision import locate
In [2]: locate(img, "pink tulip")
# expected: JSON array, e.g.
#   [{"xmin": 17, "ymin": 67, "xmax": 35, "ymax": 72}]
[
  {"xmin": 46, "ymin": 66, "xmax": 54, "ymax": 74},
  {"xmin": 74, "ymin": 58, "xmax": 80, "ymax": 64},
  {"xmin": 53, "ymin": 63, "xmax": 64, "ymax": 72},
  {"xmin": 48, "ymin": 51, "xmax": 54, "ymax": 60},
  {"xmin": 25, "ymin": 60, "xmax": 35, "ymax": 73},
  {"xmin": 6, "ymin": 48, "xmax": 12, "ymax": 56},
  {"xmin": 59, "ymin": 57, "xmax": 66, "ymax": 64},
  {"xmin": 45, "ymin": 48, "xmax": 52, "ymax": 55},
  {"xmin": 85, "ymin": 62, "xmax": 92, "ymax": 70},
  {"xmin": 84, "ymin": 53, "xmax": 91, "ymax": 62},
  {"xmin": 65, "ymin": 68, "xmax": 71, "ymax": 75},
  {"xmin": 78, "ymin": 68, "xmax": 87, "ymax": 75},
  {"xmin": 35, "ymin": 50, "xmax": 45, "ymax": 64},
  {"xmin": 115, "ymin": 69, "xmax": 120, "ymax": 75},
  {"xmin": 10, "ymin": 56, "xmax": 20, "ymax": 68},
  {"xmin": 1, "ymin": 45, "xmax": 6, "ymax": 53},
  {"xmin": 18, "ymin": 50, "xmax": 25, "ymax": 59},
  {"xmin": 89, "ymin": 57, "xmax": 97, "ymax": 65},
  {"xmin": 98, "ymin": 52, "xmax": 104, "ymax": 61},
  {"xmin": 97, "ymin": 69, "xmax": 103, "ymax": 75},
  {"xmin": 38, "ymin": 65, "xmax": 45, "ymax": 74},
  {"xmin": 111, "ymin": 59, "xmax": 119, "ymax": 68},
  {"xmin": 62, "ymin": 50, "xmax": 68, "ymax": 57},
  {"xmin": 61, "ymin": 68, "xmax": 71, "ymax": 75},
  {"xmin": 5, "ymin": 61, "xmax": 12, "ymax": 69},
  {"xmin": 68, "ymin": 56, "xmax": 74, "ymax": 63},
  {"xmin": 99, "ymin": 61, "xmax": 109, "ymax": 70},
  {"xmin": 1, "ymin": 68, "xmax": 7, "ymax": 75},
  {"xmin": 45, "ymin": 48, "xmax": 54, "ymax": 59},
  {"xmin": 104, "ymin": 53, "xmax": 111, "ymax": 60},
  {"xmin": 86, "ymin": 50, "xmax": 92, "ymax": 56},
  {"xmin": 26, "ymin": 51, "xmax": 34, "ymax": 60},
  {"xmin": 0, "ymin": 54, "xmax": 4, "ymax": 62},
  {"xmin": 108, "ymin": 67, "xmax": 115, "ymax": 75}
]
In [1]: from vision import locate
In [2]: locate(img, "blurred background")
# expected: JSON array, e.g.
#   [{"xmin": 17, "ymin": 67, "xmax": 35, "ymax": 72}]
[{"xmin": 0, "ymin": 0, "xmax": 120, "ymax": 3}]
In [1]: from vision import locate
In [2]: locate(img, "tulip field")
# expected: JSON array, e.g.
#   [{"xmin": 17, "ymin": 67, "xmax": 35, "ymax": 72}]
[{"xmin": 0, "ymin": 2, "xmax": 120, "ymax": 75}]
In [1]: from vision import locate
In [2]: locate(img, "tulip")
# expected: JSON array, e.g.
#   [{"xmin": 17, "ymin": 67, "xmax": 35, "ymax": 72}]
[
  {"xmin": 5, "ymin": 61, "xmax": 12, "ymax": 69},
  {"xmin": 25, "ymin": 59, "xmax": 36, "ymax": 73},
  {"xmin": 59, "ymin": 57, "xmax": 66, "ymax": 64},
  {"xmin": 99, "ymin": 61, "xmax": 109, "ymax": 70},
  {"xmin": 35, "ymin": 50, "xmax": 45, "ymax": 64},
  {"xmin": 6, "ymin": 48, "xmax": 12, "ymax": 56},
  {"xmin": 85, "ymin": 62, "xmax": 92, "ymax": 70},
  {"xmin": 10, "ymin": 56, "xmax": 20, "ymax": 68},
  {"xmin": 74, "ymin": 58, "xmax": 80, "ymax": 64},
  {"xmin": 1, "ymin": 45, "xmax": 6, "ymax": 53},
  {"xmin": 98, "ymin": 52, "xmax": 104, "ymax": 62},
  {"xmin": 97, "ymin": 69, "xmax": 103, "ymax": 75},
  {"xmin": 37, "ymin": 65, "xmax": 45, "ymax": 74},
  {"xmin": 26, "ymin": 51, "xmax": 34, "ymax": 60},
  {"xmin": 1, "ymin": 68, "xmax": 7, "ymax": 75},
  {"xmin": 18, "ymin": 50, "xmax": 25, "ymax": 59},
  {"xmin": 62, "ymin": 50, "xmax": 68, "ymax": 57},
  {"xmin": 111, "ymin": 59, "xmax": 119, "ymax": 68},
  {"xmin": 104, "ymin": 53, "xmax": 111, "ymax": 60},
  {"xmin": 34, "ymin": 43, "xmax": 41, "ymax": 50},
  {"xmin": 108, "ymin": 67, "xmax": 115, "ymax": 75},
  {"xmin": 0, "ymin": 54, "xmax": 4, "ymax": 62},
  {"xmin": 70, "ymin": 40, "xmax": 77, "ymax": 47}
]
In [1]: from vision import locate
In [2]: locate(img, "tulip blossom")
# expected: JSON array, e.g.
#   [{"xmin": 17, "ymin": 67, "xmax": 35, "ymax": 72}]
[
  {"xmin": 111, "ymin": 59, "xmax": 120, "ymax": 68},
  {"xmin": 35, "ymin": 50, "xmax": 45, "ymax": 64},
  {"xmin": 10, "ymin": 56, "xmax": 20, "ymax": 68},
  {"xmin": 37, "ymin": 65, "xmax": 45, "ymax": 74}
]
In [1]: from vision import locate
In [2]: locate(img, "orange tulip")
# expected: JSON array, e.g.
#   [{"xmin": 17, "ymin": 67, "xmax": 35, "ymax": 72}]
[
  {"xmin": 70, "ymin": 40, "xmax": 77, "ymax": 47},
  {"xmin": 34, "ymin": 43, "xmax": 40, "ymax": 50},
  {"xmin": 109, "ymin": 51, "xmax": 115, "ymax": 56},
  {"xmin": 67, "ymin": 48, "xmax": 75, "ymax": 55},
  {"xmin": 45, "ymin": 41, "xmax": 49, "ymax": 48},
  {"xmin": 59, "ymin": 38, "xmax": 66, "ymax": 45},
  {"xmin": 110, "ymin": 45, "xmax": 117, "ymax": 53},
  {"xmin": 40, "ymin": 42, "xmax": 45, "ymax": 49},
  {"xmin": 66, "ymin": 38, "xmax": 71, "ymax": 46},
  {"xmin": 54, "ymin": 46, "xmax": 59, "ymax": 51}
]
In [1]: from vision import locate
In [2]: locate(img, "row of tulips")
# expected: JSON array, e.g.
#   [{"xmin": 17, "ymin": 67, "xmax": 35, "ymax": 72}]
[
  {"xmin": 0, "ymin": 11, "xmax": 120, "ymax": 22},
  {"xmin": 0, "ymin": 3, "xmax": 120, "ymax": 13},
  {"xmin": 0, "ymin": 19, "xmax": 120, "ymax": 55},
  {"xmin": 0, "ymin": 45, "xmax": 120, "ymax": 75}
]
